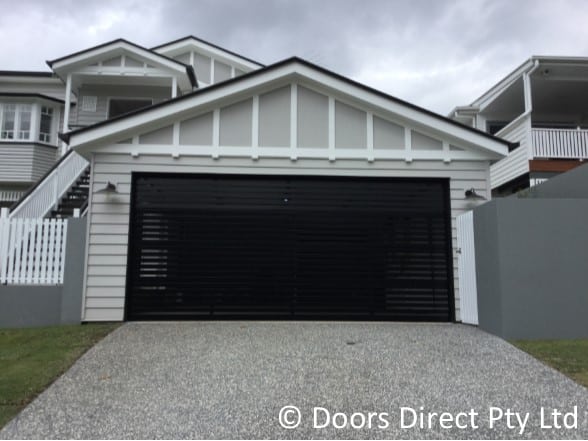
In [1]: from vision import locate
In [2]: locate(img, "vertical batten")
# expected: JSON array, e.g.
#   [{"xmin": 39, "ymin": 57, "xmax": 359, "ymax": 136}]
[
  {"xmin": 231, "ymin": 66, "xmax": 236, "ymax": 78},
  {"xmin": 210, "ymin": 58, "xmax": 215, "ymax": 85},
  {"xmin": 405, "ymin": 128, "xmax": 412, "ymax": 163},
  {"xmin": 328, "ymin": 97, "xmax": 335, "ymax": 161},
  {"xmin": 212, "ymin": 108, "xmax": 220, "ymax": 159},
  {"xmin": 443, "ymin": 141, "xmax": 451, "ymax": 163},
  {"xmin": 367, "ymin": 112, "xmax": 374, "ymax": 162},
  {"xmin": 121, "ymin": 54, "xmax": 126, "ymax": 67},
  {"xmin": 251, "ymin": 95, "xmax": 259, "ymax": 160},
  {"xmin": 171, "ymin": 77, "xmax": 178, "ymax": 98},
  {"xmin": 290, "ymin": 84, "xmax": 298, "ymax": 160},
  {"xmin": 173, "ymin": 122, "xmax": 180, "ymax": 145}
]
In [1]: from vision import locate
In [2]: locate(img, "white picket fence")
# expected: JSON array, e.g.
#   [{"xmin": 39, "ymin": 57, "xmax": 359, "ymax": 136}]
[{"xmin": 0, "ymin": 217, "xmax": 68, "ymax": 284}]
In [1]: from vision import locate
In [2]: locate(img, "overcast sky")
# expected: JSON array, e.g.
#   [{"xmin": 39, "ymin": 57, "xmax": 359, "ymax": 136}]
[{"xmin": 2, "ymin": 0, "xmax": 588, "ymax": 114}]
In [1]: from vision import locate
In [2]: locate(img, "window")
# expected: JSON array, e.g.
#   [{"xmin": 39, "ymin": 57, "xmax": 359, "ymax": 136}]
[
  {"xmin": 0, "ymin": 103, "xmax": 33, "ymax": 141},
  {"xmin": 108, "ymin": 98, "xmax": 152, "ymax": 118},
  {"xmin": 18, "ymin": 105, "xmax": 32, "ymax": 139},
  {"xmin": 39, "ymin": 106, "xmax": 54, "ymax": 143},
  {"xmin": 1, "ymin": 104, "xmax": 16, "ymax": 139},
  {"xmin": 0, "ymin": 102, "xmax": 57, "ymax": 144}
]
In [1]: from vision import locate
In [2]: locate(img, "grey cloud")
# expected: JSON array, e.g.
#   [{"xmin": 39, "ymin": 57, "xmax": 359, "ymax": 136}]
[{"xmin": 2, "ymin": 0, "xmax": 588, "ymax": 114}]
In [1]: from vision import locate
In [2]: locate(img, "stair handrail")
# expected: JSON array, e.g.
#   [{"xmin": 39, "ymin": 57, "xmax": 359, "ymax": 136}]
[{"xmin": 9, "ymin": 150, "xmax": 89, "ymax": 219}]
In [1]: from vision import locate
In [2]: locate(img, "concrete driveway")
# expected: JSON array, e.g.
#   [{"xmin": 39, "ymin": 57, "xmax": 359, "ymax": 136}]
[{"xmin": 1, "ymin": 322, "xmax": 587, "ymax": 439}]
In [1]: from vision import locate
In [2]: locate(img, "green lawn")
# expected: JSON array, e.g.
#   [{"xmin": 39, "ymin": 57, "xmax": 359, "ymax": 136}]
[
  {"xmin": 0, "ymin": 323, "xmax": 119, "ymax": 428},
  {"xmin": 513, "ymin": 339, "xmax": 588, "ymax": 388}
]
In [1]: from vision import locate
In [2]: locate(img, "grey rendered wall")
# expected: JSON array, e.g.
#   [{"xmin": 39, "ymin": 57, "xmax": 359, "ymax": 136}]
[
  {"xmin": 474, "ymin": 198, "xmax": 588, "ymax": 339},
  {"xmin": 0, "ymin": 217, "xmax": 87, "ymax": 328}
]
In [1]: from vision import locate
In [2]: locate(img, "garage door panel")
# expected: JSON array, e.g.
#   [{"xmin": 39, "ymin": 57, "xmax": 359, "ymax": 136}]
[{"xmin": 126, "ymin": 173, "xmax": 453, "ymax": 321}]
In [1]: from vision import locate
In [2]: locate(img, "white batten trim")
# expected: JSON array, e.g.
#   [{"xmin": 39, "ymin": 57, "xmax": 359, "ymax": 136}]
[
  {"xmin": 405, "ymin": 128, "xmax": 412, "ymax": 163},
  {"xmin": 328, "ymin": 96, "xmax": 335, "ymax": 162},
  {"xmin": 212, "ymin": 108, "xmax": 220, "ymax": 159},
  {"xmin": 251, "ymin": 95, "xmax": 259, "ymax": 160},
  {"xmin": 290, "ymin": 84, "xmax": 298, "ymax": 161},
  {"xmin": 171, "ymin": 77, "xmax": 178, "ymax": 98},
  {"xmin": 443, "ymin": 141, "xmax": 451, "ymax": 163},
  {"xmin": 99, "ymin": 143, "xmax": 490, "ymax": 162},
  {"xmin": 172, "ymin": 122, "xmax": 180, "ymax": 145},
  {"xmin": 210, "ymin": 59, "xmax": 215, "ymax": 85},
  {"xmin": 367, "ymin": 112, "xmax": 374, "ymax": 162}
]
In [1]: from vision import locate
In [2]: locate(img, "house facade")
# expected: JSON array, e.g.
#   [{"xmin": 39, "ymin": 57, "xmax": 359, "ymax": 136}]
[
  {"xmin": 449, "ymin": 56, "xmax": 588, "ymax": 196},
  {"xmin": 1, "ymin": 36, "xmax": 509, "ymax": 324}
]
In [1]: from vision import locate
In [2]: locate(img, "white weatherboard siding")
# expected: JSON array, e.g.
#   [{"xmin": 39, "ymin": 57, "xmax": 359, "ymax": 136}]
[
  {"xmin": 84, "ymin": 153, "xmax": 489, "ymax": 321},
  {"xmin": 0, "ymin": 144, "xmax": 58, "ymax": 183},
  {"xmin": 490, "ymin": 114, "xmax": 531, "ymax": 189}
]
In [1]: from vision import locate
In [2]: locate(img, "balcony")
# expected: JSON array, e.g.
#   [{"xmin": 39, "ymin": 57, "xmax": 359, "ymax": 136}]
[{"xmin": 532, "ymin": 128, "xmax": 588, "ymax": 159}]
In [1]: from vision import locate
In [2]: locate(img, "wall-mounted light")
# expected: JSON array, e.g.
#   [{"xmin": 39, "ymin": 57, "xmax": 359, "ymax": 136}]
[
  {"xmin": 96, "ymin": 181, "xmax": 118, "ymax": 194},
  {"xmin": 464, "ymin": 188, "xmax": 486, "ymax": 200}
]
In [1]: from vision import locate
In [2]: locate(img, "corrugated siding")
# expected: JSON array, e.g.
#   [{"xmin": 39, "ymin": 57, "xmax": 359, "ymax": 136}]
[
  {"xmin": 490, "ymin": 115, "xmax": 530, "ymax": 188},
  {"xmin": 84, "ymin": 153, "xmax": 490, "ymax": 322},
  {"xmin": 72, "ymin": 85, "xmax": 172, "ymax": 128},
  {"xmin": 0, "ymin": 143, "xmax": 58, "ymax": 183}
]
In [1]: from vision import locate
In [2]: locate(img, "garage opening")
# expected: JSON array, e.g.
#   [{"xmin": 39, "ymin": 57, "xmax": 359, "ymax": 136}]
[{"xmin": 125, "ymin": 173, "xmax": 453, "ymax": 321}]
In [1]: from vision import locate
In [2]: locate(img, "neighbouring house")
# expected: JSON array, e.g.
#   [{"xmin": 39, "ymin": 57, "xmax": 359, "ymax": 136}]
[
  {"xmin": 0, "ymin": 71, "xmax": 66, "ymax": 207},
  {"xmin": 0, "ymin": 36, "xmax": 510, "ymax": 326},
  {"xmin": 449, "ymin": 56, "xmax": 588, "ymax": 196}
]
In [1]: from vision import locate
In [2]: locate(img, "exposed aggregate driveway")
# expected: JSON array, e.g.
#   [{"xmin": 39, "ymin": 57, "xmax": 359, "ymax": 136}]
[{"xmin": 1, "ymin": 322, "xmax": 587, "ymax": 439}]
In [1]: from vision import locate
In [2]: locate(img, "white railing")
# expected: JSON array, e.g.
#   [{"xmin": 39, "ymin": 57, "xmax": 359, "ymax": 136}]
[
  {"xmin": 0, "ymin": 191, "xmax": 24, "ymax": 202},
  {"xmin": 0, "ymin": 217, "xmax": 68, "ymax": 284},
  {"xmin": 457, "ymin": 210, "xmax": 478, "ymax": 325},
  {"xmin": 532, "ymin": 128, "xmax": 588, "ymax": 159},
  {"xmin": 9, "ymin": 151, "xmax": 89, "ymax": 219}
]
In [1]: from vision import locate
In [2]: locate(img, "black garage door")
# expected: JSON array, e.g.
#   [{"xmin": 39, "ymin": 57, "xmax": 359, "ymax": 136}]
[{"xmin": 126, "ymin": 173, "xmax": 453, "ymax": 321}]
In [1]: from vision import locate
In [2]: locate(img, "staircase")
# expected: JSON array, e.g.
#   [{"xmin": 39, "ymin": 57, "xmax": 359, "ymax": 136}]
[
  {"xmin": 8, "ymin": 150, "xmax": 90, "ymax": 219},
  {"xmin": 50, "ymin": 166, "xmax": 91, "ymax": 218}
]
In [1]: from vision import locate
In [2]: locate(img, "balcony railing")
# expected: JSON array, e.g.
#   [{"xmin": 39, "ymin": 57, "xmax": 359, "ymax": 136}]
[{"xmin": 532, "ymin": 128, "xmax": 588, "ymax": 159}]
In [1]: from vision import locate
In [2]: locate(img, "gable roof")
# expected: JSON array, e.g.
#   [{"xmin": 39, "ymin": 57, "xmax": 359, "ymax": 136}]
[
  {"xmin": 47, "ymin": 38, "xmax": 196, "ymax": 87},
  {"xmin": 152, "ymin": 35, "xmax": 264, "ymax": 69},
  {"xmin": 450, "ymin": 55, "xmax": 588, "ymax": 117},
  {"xmin": 63, "ymin": 56, "xmax": 511, "ymax": 157}
]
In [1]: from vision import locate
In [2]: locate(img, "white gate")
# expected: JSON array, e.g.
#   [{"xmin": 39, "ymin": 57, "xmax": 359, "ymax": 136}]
[
  {"xmin": 457, "ymin": 210, "xmax": 478, "ymax": 325},
  {"xmin": 0, "ymin": 217, "xmax": 68, "ymax": 284}
]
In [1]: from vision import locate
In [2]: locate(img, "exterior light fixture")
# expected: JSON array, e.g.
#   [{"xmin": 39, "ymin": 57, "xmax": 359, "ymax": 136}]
[
  {"xmin": 96, "ymin": 181, "xmax": 118, "ymax": 194},
  {"xmin": 464, "ymin": 188, "xmax": 485, "ymax": 200}
]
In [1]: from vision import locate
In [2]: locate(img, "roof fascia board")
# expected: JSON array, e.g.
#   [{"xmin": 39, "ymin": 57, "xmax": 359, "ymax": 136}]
[
  {"xmin": 68, "ymin": 59, "xmax": 508, "ymax": 157},
  {"xmin": 0, "ymin": 92, "xmax": 65, "ymax": 104}
]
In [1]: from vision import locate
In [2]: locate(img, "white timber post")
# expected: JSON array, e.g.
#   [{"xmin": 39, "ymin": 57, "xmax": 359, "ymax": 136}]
[
  {"xmin": 61, "ymin": 73, "xmax": 72, "ymax": 156},
  {"xmin": 523, "ymin": 72, "xmax": 534, "ymax": 159}
]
